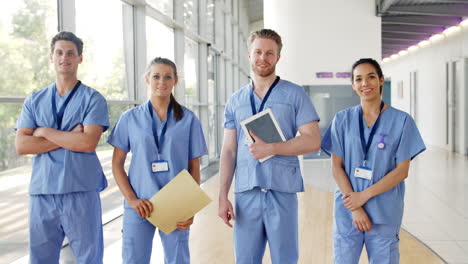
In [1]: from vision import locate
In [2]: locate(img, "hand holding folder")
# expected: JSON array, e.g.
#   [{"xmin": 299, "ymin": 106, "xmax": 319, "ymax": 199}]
[{"xmin": 146, "ymin": 169, "xmax": 212, "ymax": 234}]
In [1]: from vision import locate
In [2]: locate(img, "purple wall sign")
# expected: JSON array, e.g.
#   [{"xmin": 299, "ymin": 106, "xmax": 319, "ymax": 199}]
[
  {"xmin": 335, "ymin": 72, "xmax": 351, "ymax": 78},
  {"xmin": 316, "ymin": 72, "xmax": 352, "ymax": 79},
  {"xmin": 316, "ymin": 72, "xmax": 333, "ymax": 78}
]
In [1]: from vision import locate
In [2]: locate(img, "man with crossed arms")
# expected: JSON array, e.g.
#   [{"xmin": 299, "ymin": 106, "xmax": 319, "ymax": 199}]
[{"xmin": 15, "ymin": 31, "xmax": 109, "ymax": 264}]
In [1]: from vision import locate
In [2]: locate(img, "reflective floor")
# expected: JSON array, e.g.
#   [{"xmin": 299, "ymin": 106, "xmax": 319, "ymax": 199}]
[
  {"xmin": 301, "ymin": 146, "xmax": 468, "ymax": 263},
  {"xmin": 1, "ymin": 147, "xmax": 467, "ymax": 263},
  {"xmin": 81, "ymin": 176, "xmax": 443, "ymax": 264}
]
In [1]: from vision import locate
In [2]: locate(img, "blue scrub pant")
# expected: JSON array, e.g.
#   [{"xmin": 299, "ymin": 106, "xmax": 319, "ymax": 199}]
[
  {"xmin": 333, "ymin": 217, "xmax": 400, "ymax": 264},
  {"xmin": 234, "ymin": 188, "xmax": 298, "ymax": 264},
  {"xmin": 122, "ymin": 207, "xmax": 190, "ymax": 264},
  {"xmin": 29, "ymin": 191, "xmax": 103, "ymax": 264}
]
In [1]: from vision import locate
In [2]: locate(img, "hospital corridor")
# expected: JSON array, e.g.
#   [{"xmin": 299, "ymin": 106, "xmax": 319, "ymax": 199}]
[{"xmin": 1, "ymin": 0, "xmax": 468, "ymax": 263}]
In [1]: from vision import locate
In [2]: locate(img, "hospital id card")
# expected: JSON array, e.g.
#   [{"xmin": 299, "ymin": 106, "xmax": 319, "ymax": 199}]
[
  {"xmin": 152, "ymin": 160, "xmax": 169, "ymax": 173},
  {"xmin": 354, "ymin": 166, "xmax": 372, "ymax": 180}
]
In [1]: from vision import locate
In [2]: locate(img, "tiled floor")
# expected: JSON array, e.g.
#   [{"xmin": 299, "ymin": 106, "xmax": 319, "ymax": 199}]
[
  {"xmin": 302, "ymin": 146, "xmax": 468, "ymax": 264},
  {"xmin": 2, "ymin": 147, "xmax": 467, "ymax": 263},
  {"xmin": 403, "ymin": 147, "xmax": 468, "ymax": 264},
  {"xmin": 63, "ymin": 174, "xmax": 443, "ymax": 264}
]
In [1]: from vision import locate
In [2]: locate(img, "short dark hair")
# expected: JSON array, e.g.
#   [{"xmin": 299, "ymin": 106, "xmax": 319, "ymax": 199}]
[
  {"xmin": 351, "ymin": 58, "xmax": 384, "ymax": 94},
  {"xmin": 248, "ymin": 28, "xmax": 283, "ymax": 55},
  {"xmin": 50, "ymin": 31, "xmax": 84, "ymax": 56}
]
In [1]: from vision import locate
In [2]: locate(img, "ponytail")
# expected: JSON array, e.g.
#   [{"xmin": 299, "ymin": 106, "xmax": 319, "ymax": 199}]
[{"xmin": 170, "ymin": 93, "xmax": 184, "ymax": 121}]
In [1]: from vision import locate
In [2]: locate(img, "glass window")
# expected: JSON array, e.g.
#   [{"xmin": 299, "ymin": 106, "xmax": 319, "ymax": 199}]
[
  {"xmin": 0, "ymin": 0, "xmax": 57, "ymax": 173},
  {"xmin": 147, "ymin": 0, "xmax": 173, "ymax": 18},
  {"xmin": 207, "ymin": 51, "xmax": 217, "ymax": 159},
  {"xmin": 233, "ymin": 25, "xmax": 238, "ymax": 63},
  {"xmin": 184, "ymin": 38, "xmax": 199, "ymax": 113},
  {"xmin": 97, "ymin": 104, "xmax": 134, "ymax": 149},
  {"xmin": 225, "ymin": 0, "xmax": 232, "ymax": 14},
  {"xmin": 226, "ymin": 61, "xmax": 233, "ymax": 97},
  {"xmin": 232, "ymin": 0, "xmax": 238, "ymax": 21},
  {"xmin": 146, "ymin": 16, "xmax": 174, "ymax": 62},
  {"xmin": 0, "ymin": 0, "xmax": 58, "ymax": 97},
  {"xmin": 75, "ymin": 0, "xmax": 129, "ymax": 100},
  {"xmin": 225, "ymin": 16, "xmax": 232, "ymax": 57},
  {"xmin": 184, "ymin": 0, "xmax": 198, "ymax": 33},
  {"xmin": 234, "ymin": 65, "xmax": 239, "ymax": 93},
  {"xmin": 218, "ymin": 58, "xmax": 226, "ymax": 104},
  {"xmin": 215, "ymin": 5, "xmax": 224, "ymax": 48},
  {"xmin": 206, "ymin": 0, "xmax": 215, "ymax": 43},
  {"xmin": 240, "ymin": 72, "xmax": 249, "ymax": 87},
  {"xmin": 0, "ymin": 104, "xmax": 29, "ymax": 171},
  {"xmin": 240, "ymin": 36, "xmax": 249, "ymax": 72}
]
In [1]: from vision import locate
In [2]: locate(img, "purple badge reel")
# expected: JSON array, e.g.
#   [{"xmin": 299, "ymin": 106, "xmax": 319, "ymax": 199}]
[{"xmin": 377, "ymin": 133, "xmax": 388, "ymax": 150}]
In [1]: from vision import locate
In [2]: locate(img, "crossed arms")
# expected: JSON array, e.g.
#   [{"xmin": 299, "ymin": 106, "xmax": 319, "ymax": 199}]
[{"xmin": 15, "ymin": 124, "xmax": 103, "ymax": 155}]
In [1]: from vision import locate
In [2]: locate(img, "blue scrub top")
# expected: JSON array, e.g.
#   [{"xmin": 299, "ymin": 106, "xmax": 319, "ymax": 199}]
[
  {"xmin": 16, "ymin": 83, "xmax": 110, "ymax": 195},
  {"xmin": 322, "ymin": 105, "xmax": 426, "ymax": 225},
  {"xmin": 107, "ymin": 101, "xmax": 207, "ymax": 206},
  {"xmin": 224, "ymin": 80, "xmax": 320, "ymax": 194}
]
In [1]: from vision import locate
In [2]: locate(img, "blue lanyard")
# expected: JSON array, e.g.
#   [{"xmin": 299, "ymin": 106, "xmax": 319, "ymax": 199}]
[
  {"xmin": 148, "ymin": 100, "xmax": 173, "ymax": 157},
  {"xmin": 51, "ymin": 81, "xmax": 81, "ymax": 130},
  {"xmin": 358, "ymin": 101, "xmax": 385, "ymax": 167},
  {"xmin": 250, "ymin": 76, "xmax": 280, "ymax": 115}
]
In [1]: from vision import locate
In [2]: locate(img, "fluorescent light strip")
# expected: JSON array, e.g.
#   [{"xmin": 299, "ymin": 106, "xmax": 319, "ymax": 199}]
[
  {"xmin": 385, "ymin": 19, "xmax": 467, "ymax": 62},
  {"xmin": 443, "ymin": 26, "xmax": 461, "ymax": 36},
  {"xmin": 418, "ymin": 40, "xmax": 430, "ymax": 47},
  {"xmin": 429, "ymin": 33, "xmax": 444, "ymax": 42},
  {"xmin": 461, "ymin": 18, "xmax": 468, "ymax": 27}
]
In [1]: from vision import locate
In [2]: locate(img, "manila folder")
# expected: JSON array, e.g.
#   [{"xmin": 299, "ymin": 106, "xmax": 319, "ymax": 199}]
[{"xmin": 146, "ymin": 169, "xmax": 212, "ymax": 234}]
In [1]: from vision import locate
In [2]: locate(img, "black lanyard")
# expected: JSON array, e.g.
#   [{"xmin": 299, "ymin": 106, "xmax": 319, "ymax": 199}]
[
  {"xmin": 148, "ymin": 100, "xmax": 173, "ymax": 157},
  {"xmin": 51, "ymin": 81, "xmax": 81, "ymax": 130},
  {"xmin": 358, "ymin": 101, "xmax": 385, "ymax": 167},
  {"xmin": 250, "ymin": 76, "xmax": 280, "ymax": 115}
]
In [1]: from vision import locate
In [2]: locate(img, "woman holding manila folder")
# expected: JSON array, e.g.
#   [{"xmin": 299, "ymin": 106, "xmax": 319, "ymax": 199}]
[{"xmin": 108, "ymin": 57, "xmax": 207, "ymax": 264}]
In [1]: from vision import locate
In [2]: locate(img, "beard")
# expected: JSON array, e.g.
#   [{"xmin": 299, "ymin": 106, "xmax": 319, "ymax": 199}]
[{"xmin": 252, "ymin": 63, "xmax": 276, "ymax": 77}]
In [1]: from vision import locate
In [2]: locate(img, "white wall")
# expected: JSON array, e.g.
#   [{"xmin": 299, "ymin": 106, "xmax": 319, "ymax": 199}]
[
  {"xmin": 383, "ymin": 25, "xmax": 468, "ymax": 150},
  {"xmin": 249, "ymin": 20, "xmax": 264, "ymax": 33},
  {"xmin": 263, "ymin": 0, "xmax": 380, "ymax": 85}
]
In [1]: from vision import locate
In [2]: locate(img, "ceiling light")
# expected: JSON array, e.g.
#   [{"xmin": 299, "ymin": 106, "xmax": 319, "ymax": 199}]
[
  {"xmin": 461, "ymin": 18, "xmax": 468, "ymax": 27},
  {"xmin": 408, "ymin": 45, "xmax": 419, "ymax": 52},
  {"xmin": 399, "ymin": 50, "xmax": 408, "ymax": 56},
  {"xmin": 418, "ymin": 40, "xmax": 430, "ymax": 47},
  {"xmin": 390, "ymin": 54, "xmax": 399, "ymax": 59},
  {"xmin": 429, "ymin": 34, "xmax": 444, "ymax": 42},
  {"xmin": 443, "ymin": 26, "xmax": 461, "ymax": 36},
  {"xmin": 382, "ymin": 57, "xmax": 391, "ymax": 63}
]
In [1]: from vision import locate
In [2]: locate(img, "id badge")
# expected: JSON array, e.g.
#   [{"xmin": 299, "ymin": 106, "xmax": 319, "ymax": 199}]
[
  {"xmin": 354, "ymin": 166, "xmax": 373, "ymax": 180},
  {"xmin": 152, "ymin": 160, "xmax": 169, "ymax": 173}
]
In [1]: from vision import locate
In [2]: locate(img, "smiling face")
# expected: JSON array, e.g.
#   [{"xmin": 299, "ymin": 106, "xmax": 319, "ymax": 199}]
[
  {"xmin": 146, "ymin": 63, "xmax": 178, "ymax": 99},
  {"xmin": 352, "ymin": 63, "xmax": 384, "ymax": 102},
  {"xmin": 50, "ymin": 40, "xmax": 82, "ymax": 76},
  {"xmin": 248, "ymin": 38, "xmax": 281, "ymax": 78}
]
